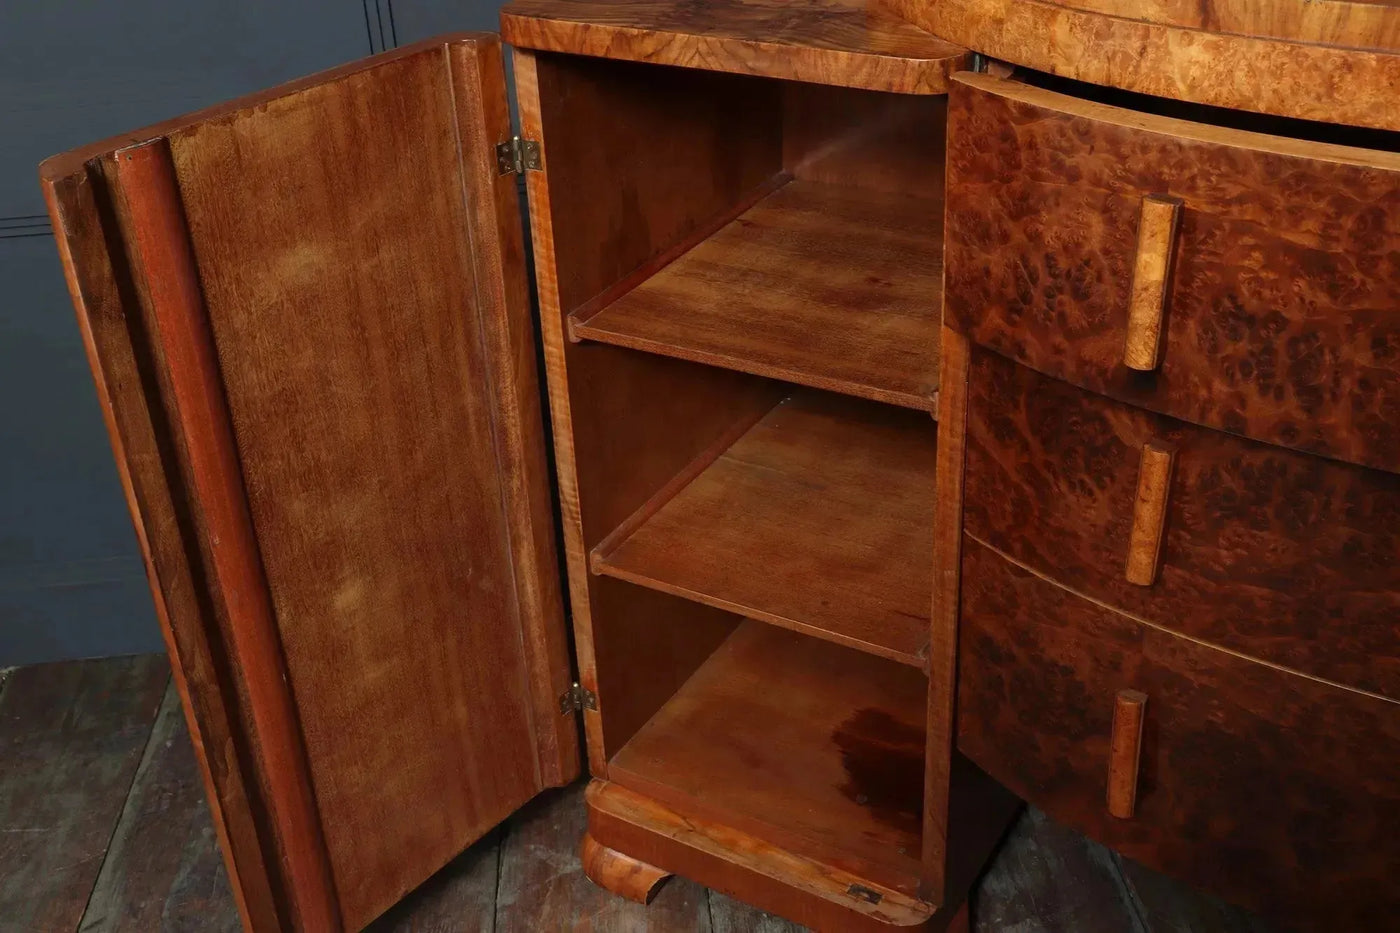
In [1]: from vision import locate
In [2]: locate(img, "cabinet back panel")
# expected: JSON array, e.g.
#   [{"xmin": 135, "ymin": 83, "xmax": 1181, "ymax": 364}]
[{"xmin": 782, "ymin": 83, "xmax": 947, "ymax": 202}]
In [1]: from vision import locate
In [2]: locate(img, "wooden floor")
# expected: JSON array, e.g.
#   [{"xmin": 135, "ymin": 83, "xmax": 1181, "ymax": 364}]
[{"xmin": 0, "ymin": 655, "xmax": 1277, "ymax": 933}]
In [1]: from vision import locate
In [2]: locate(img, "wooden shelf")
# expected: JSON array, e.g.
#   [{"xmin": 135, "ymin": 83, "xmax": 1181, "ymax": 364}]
[
  {"xmin": 609, "ymin": 620, "xmax": 929, "ymax": 899},
  {"xmin": 501, "ymin": 0, "xmax": 969, "ymax": 95},
  {"xmin": 592, "ymin": 390, "xmax": 935, "ymax": 667},
  {"xmin": 570, "ymin": 180, "xmax": 943, "ymax": 412}
]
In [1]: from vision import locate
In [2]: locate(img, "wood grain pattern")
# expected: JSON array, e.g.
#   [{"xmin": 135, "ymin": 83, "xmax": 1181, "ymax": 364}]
[
  {"xmin": 709, "ymin": 891, "xmax": 808, "ymax": 932},
  {"xmin": 44, "ymin": 147, "xmax": 283, "ymax": 933},
  {"xmin": 956, "ymin": 537, "xmax": 1400, "ymax": 930},
  {"xmin": 517, "ymin": 48, "xmax": 795, "ymax": 772},
  {"xmin": 609, "ymin": 621, "xmax": 929, "ymax": 899},
  {"xmin": 594, "ymin": 392, "xmax": 938, "ymax": 667},
  {"xmin": 445, "ymin": 36, "xmax": 580, "ymax": 788},
  {"xmin": 782, "ymin": 83, "xmax": 947, "ymax": 203},
  {"xmin": 501, "ymin": 0, "xmax": 968, "ymax": 94},
  {"xmin": 923, "ymin": 327, "xmax": 971, "ymax": 899},
  {"xmin": 887, "ymin": 0, "xmax": 1400, "ymax": 131},
  {"xmin": 366, "ymin": 830, "xmax": 501, "ymax": 933},
  {"xmin": 580, "ymin": 834, "xmax": 672, "ymax": 905},
  {"xmin": 0, "ymin": 657, "xmax": 169, "ymax": 933},
  {"xmin": 588, "ymin": 780, "xmax": 945, "ymax": 932},
  {"xmin": 1123, "ymin": 444, "xmax": 1174, "ymax": 587},
  {"xmin": 1122, "ymin": 196, "xmax": 1180, "ymax": 372},
  {"xmin": 79, "ymin": 682, "xmax": 240, "ymax": 933},
  {"xmin": 1106, "ymin": 690, "xmax": 1147, "ymax": 820},
  {"xmin": 497, "ymin": 784, "xmax": 714, "ymax": 933},
  {"xmin": 971, "ymin": 807, "xmax": 1143, "ymax": 933},
  {"xmin": 944, "ymin": 72, "xmax": 1400, "ymax": 472},
  {"xmin": 572, "ymin": 180, "xmax": 943, "ymax": 411},
  {"xmin": 951, "ymin": 0, "xmax": 1400, "ymax": 54},
  {"xmin": 109, "ymin": 138, "xmax": 341, "ymax": 933},
  {"xmin": 45, "ymin": 35, "xmax": 576, "ymax": 930},
  {"xmin": 6, "ymin": 657, "xmax": 1273, "ymax": 932},
  {"xmin": 167, "ymin": 40, "xmax": 567, "ymax": 928},
  {"xmin": 962, "ymin": 352, "xmax": 1400, "ymax": 699}
]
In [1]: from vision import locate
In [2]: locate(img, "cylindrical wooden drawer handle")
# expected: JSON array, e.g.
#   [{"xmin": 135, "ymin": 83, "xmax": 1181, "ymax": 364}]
[
  {"xmin": 1123, "ymin": 195, "xmax": 1182, "ymax": 372},
  {"xmin": 1107, "ymin": 689, "xmax": 1148, "ymax": 819},
  {"xmin": 1125, "ymin": 443, "xmax": 1175, "ymax": 586}
]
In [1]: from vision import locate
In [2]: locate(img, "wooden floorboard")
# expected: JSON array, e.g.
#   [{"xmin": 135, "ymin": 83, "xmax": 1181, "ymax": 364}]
[
  {"xmin": 0, "ymin": 655, "xmax": 168, "ymax": 933},
  {"xmin": 78, "ymin": 682, "xmax": 238, "ymax": 933},
  {"xmin": 367, "ymin": 827, "xmax": 500, "ymax": 933},
  {"xmin": 974, "ymin": 807, "xmax": 1145, "ymax": 933},
  {"xmin": 1116, "ymin": 854, "xmax": 1277, "ymax": 933},
  {"xmin": 0, "ymin": 653, "xmax": 1285, "ymax": 932},
  {"xmin": 708, "ymin": 891, "xmax": 805, "ymax": 933},
  {"xmin": 494, "ymin": 783, "xmax": 714, "ymax": 932}
]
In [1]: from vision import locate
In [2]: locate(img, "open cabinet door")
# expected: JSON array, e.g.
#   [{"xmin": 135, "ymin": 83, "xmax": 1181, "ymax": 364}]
[{"xmin": 39, "ymin": 34, "xmax": 578, "ymax": 932}]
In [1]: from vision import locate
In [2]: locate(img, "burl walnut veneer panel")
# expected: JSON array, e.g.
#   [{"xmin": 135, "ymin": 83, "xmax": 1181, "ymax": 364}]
[
  {"xmin": 888, "ymin": 0, "xmax": 1400, "ymax": 131},
  {"xmin": 502, "ymin": 0, "xmax": 968, "ymax": 94},
  {"xmin": 963, "ymin": 351, "xmax": 1400, "ymax": 699},
  {"xmin": 944, "ymin": 73, "xmax": 1400, "ymax": 473},
  {"xmin": 957, "ymin": 538, "xmax": 1400, "ymax": 932}
]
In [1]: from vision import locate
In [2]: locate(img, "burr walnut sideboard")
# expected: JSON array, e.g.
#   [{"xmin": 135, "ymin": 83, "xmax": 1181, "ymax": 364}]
[{"xmin": 37, "ymin": 0, "xmax": 1400, "ymax": 930}]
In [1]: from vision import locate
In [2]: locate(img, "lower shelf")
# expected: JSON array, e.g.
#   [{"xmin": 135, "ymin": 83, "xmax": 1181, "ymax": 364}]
[
  {"xmin": 608, "ymin": 620, "xmax": 929, "ymax": 901},
  {"xmin": 592, "ymin": 390, "xmax": 937, "ymax": 668}
]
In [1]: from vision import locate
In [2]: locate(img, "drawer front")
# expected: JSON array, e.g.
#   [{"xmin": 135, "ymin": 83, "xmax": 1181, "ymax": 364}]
[
  {"xmin": 963, "ymin": 350, "xmax": 1400, "ymax": 699},
  {"xmin": 956, "ymin": 538, "xmax": 1400, "ymax": 930},
  {"xmin": 944, "ymin": 72, "xmax": 1400, "ymax": 472}
]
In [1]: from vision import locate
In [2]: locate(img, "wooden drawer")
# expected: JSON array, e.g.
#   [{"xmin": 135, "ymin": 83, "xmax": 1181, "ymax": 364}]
[
  {"xmin": 963, "ymin": 350, "xmax": 1400, "ymax": 699},
  {"xmin": 956, "ymin": 537, "xmax": 1400, "ymax": 930},
  {"xmin": 944, "ymin": 72, "xmax": 1400, "ymax": 473}
]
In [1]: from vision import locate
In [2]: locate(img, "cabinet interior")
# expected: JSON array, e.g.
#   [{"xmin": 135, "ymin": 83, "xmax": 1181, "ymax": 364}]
[{"xmin": 529, "ymin": 50, "xmax": 950, "ymax": 896}]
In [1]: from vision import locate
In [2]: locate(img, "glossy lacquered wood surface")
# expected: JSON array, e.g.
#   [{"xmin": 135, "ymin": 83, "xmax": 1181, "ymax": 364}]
[
  {"xmin": 43, "ymin": 35, "xmax": 577, "ymax": 931},
  {"xmin": 885, "ymin": 0, "xmax": 1400, "ymax": 131},
  {"xmin": 501, "ymin": 0, "xmax": 968, "ymax": 94},
  {"xmin": 963, "ymin": 352, "xmax": 1400, "ymax": 700},
  {"xmin": 944, "ymin": 73, "xmax": 1400, "ymax": 473},
  {"xmin": 579, "ymin": 833, "xmax": 671, "ymax": 905},
  {"xmin": 956, "ymin": 537, "xmax": 1400, "ymax": 931},
  {"xmin": 594, "ymin": 392, "xmax": 937, "ymax": 667},
  {"xmin": 572, "ymin": 179, "xmax": 943, "ymax": 411},
  {"xmin": 1022, "ymin": 0, "xmax": 1400, "ymax": 51}
]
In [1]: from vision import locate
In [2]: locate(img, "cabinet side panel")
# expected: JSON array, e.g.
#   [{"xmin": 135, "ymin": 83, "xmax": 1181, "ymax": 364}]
[{"xmin": 516, "ymin": 50, "xmax": 783, "ymax": 771}]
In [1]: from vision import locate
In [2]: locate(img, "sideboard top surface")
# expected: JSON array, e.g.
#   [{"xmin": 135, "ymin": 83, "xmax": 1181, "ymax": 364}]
[
  {"xmin": 500, "ymin": 0, "xmax": 970, "ymax": 93},
  {"xmin": 884, "ymin": 0, "xmax": 1400, "ymax": 130}
]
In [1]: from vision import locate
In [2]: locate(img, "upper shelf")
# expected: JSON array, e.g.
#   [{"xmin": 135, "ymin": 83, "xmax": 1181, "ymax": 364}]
[
  {"xmin": 500, "ymin": 0, "xmax": 970, "ymax": 94},
  {"xmin": 570, "ymin": 178, "xmax": 943, "ymax": 411}
]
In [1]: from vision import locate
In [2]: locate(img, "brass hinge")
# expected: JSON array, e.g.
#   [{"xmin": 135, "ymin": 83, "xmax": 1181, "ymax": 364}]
[
  {"xmin": 559, "ymin": 682, "xmax": 597, "ymax": 715},
  {"xmin": 496, "ymin": 135, "xmax": 542, "ymax": 175}
]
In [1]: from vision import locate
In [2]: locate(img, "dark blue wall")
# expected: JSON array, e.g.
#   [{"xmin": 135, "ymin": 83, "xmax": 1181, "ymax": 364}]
[{"xmin": 1, "ymin": 0, "xmax": 501, "ymax": 665}]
